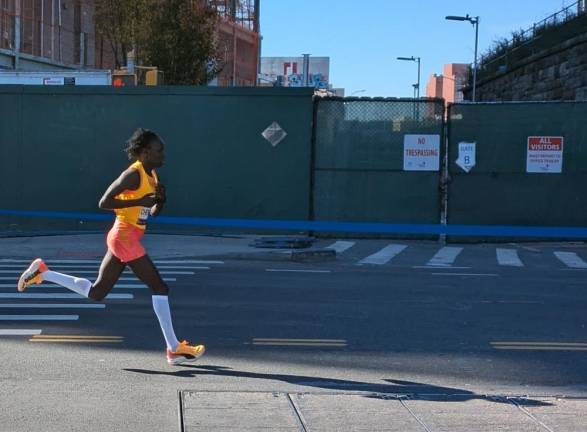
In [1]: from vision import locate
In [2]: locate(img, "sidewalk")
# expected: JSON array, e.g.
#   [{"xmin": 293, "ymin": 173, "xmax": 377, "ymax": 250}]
[
  {"xmin": 0, "ymin": 233, "xmax": 326, "ymax": 261},
  {"xmin": 180, "ymin": 391, "xmax": 586, "ymax": 431}
]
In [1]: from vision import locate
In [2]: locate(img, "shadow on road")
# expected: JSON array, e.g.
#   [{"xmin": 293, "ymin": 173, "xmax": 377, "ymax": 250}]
[{"xmin": 123, "ymin": 365, "xmax": 552, "ymax": 406}]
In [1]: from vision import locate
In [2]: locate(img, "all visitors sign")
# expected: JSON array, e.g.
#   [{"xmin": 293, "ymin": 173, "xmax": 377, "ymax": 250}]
[{"xmin": 526, "ymin": 136, "xmax": 563, "ymax": 173}]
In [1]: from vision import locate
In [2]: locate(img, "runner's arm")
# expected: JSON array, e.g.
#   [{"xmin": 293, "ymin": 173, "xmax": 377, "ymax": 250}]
[
  {"xmin": 98, "ymin": 169, "xmax": 158, "ymax": 210},
  {"xmin": 150, "ymin": 184, "xmax": 166, "ymax": 216}
]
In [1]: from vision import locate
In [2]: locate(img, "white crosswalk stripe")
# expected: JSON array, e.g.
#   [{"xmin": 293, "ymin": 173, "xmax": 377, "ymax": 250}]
[
  {"xmin": 325, "ymin": 241, "xmax": 355, "ymax": 253},
  {"xmin": 554, "ymin": 251, "xmax": 587, "ymax": 269},
  {"xmin": 0, "ymin": 315, "xmax": 79, "ymax": 321},
  {"xmin": 0, "ymin": 329, "xmax": 42, "ymax": 335},
  {"xmin": 0, "ymin": 303, "xmax": 105, "ymax": 309},
  {"xmin": 0, "ymin": 264, "xmax": 209, "ymax": 270},
  {"xmin": 0, "ymin": 259, "xmax": 223, "ymax": 265},
  {"xmin": 0, "ymin": 276, "xmax": 176, "ymax": 282},
  {"xmin": 427, "ymin": 247, "xmax": 463, "ymax": 267},
  {"xmin": 496, "ymin": 248, "xmax": 524, "ymax": 267},
  {"xmin": 358, "ymin": 244, "xmax": 407, "ymax": 265},
  {"xmin": 0, "ymin": 293, "xmax": 132, "ymax": 299},
  {"xmin": 0, "ymin": 283, "xmax": 145, "ymax": 289},
  {"xmin": 0, "ymin": 270, "xmax": 196, "ymax": 275},
  {"xmin": 0, "ymin": 257, "xmax": 203, "ymax": 336}
]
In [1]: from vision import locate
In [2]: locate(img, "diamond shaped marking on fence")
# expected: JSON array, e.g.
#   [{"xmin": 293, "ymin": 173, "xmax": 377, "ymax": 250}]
[{"xmin": 261, "ymin": 122, "xmax": 287, "ymax": 147}]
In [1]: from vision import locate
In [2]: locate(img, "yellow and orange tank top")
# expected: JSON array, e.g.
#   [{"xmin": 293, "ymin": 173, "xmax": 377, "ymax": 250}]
[{"xmin": 114, "ymin": 161, "xmax": 158, "ymax": 230}]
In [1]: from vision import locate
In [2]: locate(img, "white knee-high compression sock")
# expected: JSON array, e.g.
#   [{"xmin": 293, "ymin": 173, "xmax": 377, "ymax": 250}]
[
  {"xmin": 152, "ymin": 295, "xmax": 180, "ymax": 352},
  {"xmin": 43, "ymin": 271, "xmax": 92, "ymax": 297}
]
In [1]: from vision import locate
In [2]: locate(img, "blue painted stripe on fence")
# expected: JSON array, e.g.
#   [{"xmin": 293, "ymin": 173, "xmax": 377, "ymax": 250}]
[{"xmin": 1, "ymin": 208, "xmax": 587, "ymax": 238}]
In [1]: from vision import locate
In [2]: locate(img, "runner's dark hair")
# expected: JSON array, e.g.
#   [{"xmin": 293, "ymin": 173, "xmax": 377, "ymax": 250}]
[{"xmin": 125, "ymin": 128, "xmax": 160, "ymax": 160}]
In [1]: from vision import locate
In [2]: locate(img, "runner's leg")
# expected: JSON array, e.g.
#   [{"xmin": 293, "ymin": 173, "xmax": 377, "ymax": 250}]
[
  {"xmin": 87, "ymin": 251, "xmax": 126, "ymax": 300},
  {"xmin": 127, "ymin": 254, "xmax": 168, "ymax": 294},
  {"xmin": 127, "ymin": 255, "xmax": 179, "ymax": 351},
  {"xmin": 25, "ymin": 251, "xmax": 125, "ymax": 300}
]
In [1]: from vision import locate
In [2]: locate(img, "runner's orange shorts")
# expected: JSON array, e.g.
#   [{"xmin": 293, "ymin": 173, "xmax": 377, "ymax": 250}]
[{"xmin": 106, "ymin": 220, "xmax": 146, "ymax": 263}]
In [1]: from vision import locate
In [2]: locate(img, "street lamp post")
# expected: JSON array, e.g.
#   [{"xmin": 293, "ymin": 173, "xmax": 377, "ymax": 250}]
[
  {"xmin": 445, "ymin": 14, "xmax": 480, "ymax": 101},
  {"xmin": 397, "ymin": 56, "xmax": 421, "ymax": 98}
]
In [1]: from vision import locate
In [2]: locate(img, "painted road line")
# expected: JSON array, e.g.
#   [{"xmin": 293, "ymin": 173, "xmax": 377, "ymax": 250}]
[
  {"xmin": 492, "ymin": 341, "xmax": 587, "ymax": 347},
  {"xmin": 0, "ymin": 270, "xmax": 195, "ymax": 275},
  {"xmin": 0, "ymin": 259, "xmax": 102, "ymax": 264},
  {"xmin": 413, "ymin": 266, "xmax": 471, "ymax": 269},
  {"xmin": 0, "ymin": 264, "xmax": 208, "ymax": 271},
  {"xmin": 105, "ymin": 294, "xmax": 133, "ymax": 299},
  {"xmin": 426, "ymin": 247, "xmax": 463, "ymax": 267},
  {"xmin": 479, "ymin": 300, "xmax": 543, "ymax": 304},
  {"xmin": 0, "ymin": 293, "xmax": 133, "ymax": 299},
  {"xmin": 493, "ymin": 346, "xmax": 587, "ymax": 351},
  {"xmin": 0, "ymin": 315, "xmax": 79, "ymax": 321},
  {"xmin": 33, "ymin": 335, "xmax": 123, "ymax": 339},
  {"xmin": 153, "ymin": 260, "xmax": 223, "ymax": 265},
  {"xmin": 0, "ymin": 303, "xmax": 105, "ymax": 309},
  {"xmin": 0, "ymin": 283, "xmax": 145, "ymax": 289},
  {"xmin": 358, "ymin": 244, "xmax": 407, "ymax": 265},
  {"xmin": 252, "ymin": 342, "xmax": 347, "ymax": 347},
  {"xmin": 252, "ymin": 338, "xmax": 347, "ymax": 347},
  {"xmin": 554, "ymin": 251, "xmax": 587, "ymax": 269},
  {"xmin": 30, "ymin": 335, "xmax": 123, "ymax": 343},
  {"xmin": 432, "ymin": 273, "xmax": 498, "ymax": 277},
  {"xmin": 325, "ymin": 241, "xmax": 355, "ymax": 253},
  {"xmin": 496, "ymin": 248, "xmax": 524, "ymax": 267},
  {"xmin": 119, "ymin": 277, "xmax": 175, "ymax": 282},
  {"xmin": 0, "ymin": 259, "xmax": 223, "ymax": 265},
  {"xmin": 265, "ymin": 269, "xmax": 332, "ymax": 274},
  {"xmin": 254, "ymin": 338, "xmax": 346, "ymax": 343},
  {"xmin": 0, "ymin": 329, "xmax": 42, "ymax": 336},
  {"xmin": 492, "ymin": 342, "xmax": 587, "ymax": 351},
  {"xmin": 0, "ymin": 276, "xmax": 176, "ymax": 282}
]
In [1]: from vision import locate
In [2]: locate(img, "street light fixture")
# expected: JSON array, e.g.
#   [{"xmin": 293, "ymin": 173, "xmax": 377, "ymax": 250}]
[
  {"xmin": 445, "ymin": 14, "xmax": 480, "ymax": 101},
  {"xmin": 350, "ymin": 89, "xmax": 366, "ymax": 96},
  {"xmin": 397, "ymin": 56, "xmax": 421, "ymax": 98}
]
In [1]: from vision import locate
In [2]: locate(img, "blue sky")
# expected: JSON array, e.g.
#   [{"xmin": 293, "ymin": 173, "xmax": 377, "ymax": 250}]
[{"xmin": 261, "ymin": 0, "xmax": 576, "ymax": 97}]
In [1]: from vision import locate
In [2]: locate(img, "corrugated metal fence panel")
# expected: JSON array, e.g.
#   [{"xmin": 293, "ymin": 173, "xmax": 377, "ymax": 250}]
[
  {"xmin": 313, "ymin": 98, "xmax": 444, "ymax": 224},
  {"xmin": 447, "ymin": 102, "xmax": 587, "ymax": 227},
  {"xmin": 0, "ymin": 86, "xmax": 314, "ymax": 234}
]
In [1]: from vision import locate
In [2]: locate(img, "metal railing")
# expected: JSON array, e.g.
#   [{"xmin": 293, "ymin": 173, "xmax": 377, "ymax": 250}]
[{"xmin": 479, "ymin": 0, "xmax": 586, "ymax": 71}]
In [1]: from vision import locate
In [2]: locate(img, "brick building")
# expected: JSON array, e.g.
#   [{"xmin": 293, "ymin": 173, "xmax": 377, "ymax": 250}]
[
  {"xmin": 1, "ymin": 0, "xmax": 261, "ymax": 87},
  {"xmin": 426, "ymin": 63, "xmax": 469, "ymax": 104},
  {"xmin": 0, "ymin": 0, "xmax": 95, "ymax": 70}
]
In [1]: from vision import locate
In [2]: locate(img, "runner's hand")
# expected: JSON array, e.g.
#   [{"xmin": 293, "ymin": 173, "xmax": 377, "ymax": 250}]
[{"xmin": 155, "ymin": 184, "xmax": 166, "ymax": 204}]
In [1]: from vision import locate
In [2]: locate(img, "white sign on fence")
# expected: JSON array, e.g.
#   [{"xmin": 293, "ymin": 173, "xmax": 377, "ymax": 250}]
[
  {"xmin": 403, "ymin": 134, "xmax": 440, "ymax": 171},
  {"xmin": 456, "ymin": 142, "xmax": 476, "ymax": 173},
  {"xmin": 526, "ymin": 136, "xmax": 563, "ymax": 173}
]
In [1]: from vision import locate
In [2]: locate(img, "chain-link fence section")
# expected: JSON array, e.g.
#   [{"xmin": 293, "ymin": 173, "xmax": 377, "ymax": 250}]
[{"xmin": 312, "ymin": 98, "xmax": 445, "ymax": 234}]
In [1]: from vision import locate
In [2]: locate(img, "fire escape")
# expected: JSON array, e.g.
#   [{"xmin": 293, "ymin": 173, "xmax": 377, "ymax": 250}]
[{"xmin": 207, "ymin": 0, "xmax": 260, "ymax": 86}]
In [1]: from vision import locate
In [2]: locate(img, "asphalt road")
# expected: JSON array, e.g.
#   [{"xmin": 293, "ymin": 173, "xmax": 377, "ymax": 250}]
[{"xmin": 1, "ymin": 240, "xmax": 586, "ymax": 431}]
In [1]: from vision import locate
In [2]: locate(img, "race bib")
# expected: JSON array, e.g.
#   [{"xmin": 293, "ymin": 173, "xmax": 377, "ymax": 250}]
[{"xmin": 138, "ymin": 207, "xmax": 150, "ymax": 225}]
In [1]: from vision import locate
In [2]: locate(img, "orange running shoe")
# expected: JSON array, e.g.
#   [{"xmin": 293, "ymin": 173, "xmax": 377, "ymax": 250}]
[
  {"xmin": 166, "ymin": 340, "xmax": 205, "ymax": 365},
  {"xmin": 17, "ymin": 258, "xmax": 48, "ymax": 292}
]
